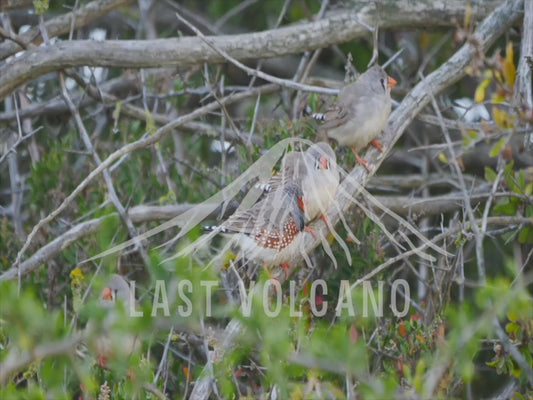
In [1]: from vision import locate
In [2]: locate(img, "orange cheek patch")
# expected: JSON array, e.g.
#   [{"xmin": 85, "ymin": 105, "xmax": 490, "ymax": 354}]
[{"xmin": 102, "ymin": 287, "xmax": 113, "ymax": 300}]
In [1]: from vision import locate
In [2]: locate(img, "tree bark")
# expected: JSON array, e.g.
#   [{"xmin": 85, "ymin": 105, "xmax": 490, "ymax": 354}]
[{"xmin": 0, "ymin": 0, "xmax": 505, "ymax": 99}]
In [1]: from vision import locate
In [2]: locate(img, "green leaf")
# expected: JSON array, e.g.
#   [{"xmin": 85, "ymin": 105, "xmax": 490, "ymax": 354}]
[
  {"xmin": 518, "ymin": 227, "xmax": 533, "ymax": 244},
  {"xmin": 489, "ymin": 137, "xmax": 506, "ymax": 158},
  {"xmin": 33, "ymin": 0, "xmax": 49, "ymax": 15},
  {"xmin": 525, "ymin": 183, "xmax": 533, "ymax": 196},
  {"xmin": 505, "ymin": 321, "xmax": 520, "ymax": 335},
  {"xmin": 493, "ymin": 200, "xmax": 517, "ymax": 216},
  {"xmin": 112, "ymin": 101, "xmax": 122, "ymax": 122},
  {"xmin": 484, "ymin": 167, "xmax": 497, "ymax": 182},
  {"xmin": 515, "ymin": 170, "xmax": 526, "ymax": 193},
  {"xmin": 475, "ymin": 78, "xmax": 492, "ymax": 103}
]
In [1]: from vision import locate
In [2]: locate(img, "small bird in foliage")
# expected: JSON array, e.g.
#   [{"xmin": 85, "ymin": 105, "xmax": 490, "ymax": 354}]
[
  {"xmin": 204, "ymin": 182, "xmax": 308, "ymax": 277},
  {"xmin": 259, "ymin": 142, "xmax": 340, "ymax": 224},
  {"xmin": 311, "ymin": 64, "xmax": 397, "ymax": 171},
  {"xmin": 86, "ymin": 274, "xmax": 141, "ymax": 367}
]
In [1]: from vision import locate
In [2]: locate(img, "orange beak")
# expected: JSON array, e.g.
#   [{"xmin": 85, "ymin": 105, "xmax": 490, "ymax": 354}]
[
  {"xmin": 102, "ymin": 287, "xmax": 113, "ymax": 301},
  {"xmin": 387, "ymin": 76, "xmax": 397, "ymax": 88},
  {"xmin": 319, "ymin": 155, "xmax": 328, "ymax": 169}
]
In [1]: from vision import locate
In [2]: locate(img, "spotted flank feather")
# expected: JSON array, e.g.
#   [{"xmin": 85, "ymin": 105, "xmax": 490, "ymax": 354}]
[
  {"xmin": 252, "ymin": 215, "xmax": 301, "ymax": 250},
  {"xmin": 205, "ymin": 182, "xmax": 305, "ymax": 255}
]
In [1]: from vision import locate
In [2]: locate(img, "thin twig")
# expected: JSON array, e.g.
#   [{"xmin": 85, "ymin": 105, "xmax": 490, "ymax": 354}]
[
  {"xmin": 12, "ymin": 83, "xmax": 278, "ymax": 269},
  {"xmin": 174, "ymin": 12, "xmax": 338, "ymax": 95}
]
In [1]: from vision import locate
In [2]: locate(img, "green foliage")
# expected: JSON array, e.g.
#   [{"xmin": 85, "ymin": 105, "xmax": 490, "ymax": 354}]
[
  {"xmin": 33, "ymin": 0, "xmax": 49, "ymax": 15},
  {"xmin": 1, "ymin": 3, "xmax": 531, "ymax": 399}
]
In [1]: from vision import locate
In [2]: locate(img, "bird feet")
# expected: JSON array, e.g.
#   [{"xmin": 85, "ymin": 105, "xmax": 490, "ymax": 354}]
[
  {"xmin": 351, "ymin": 148, "xmax": 371, "ymax": 172},
  {"xmin": 370, "ymin": 139, "xmax": 383, "ymax": 153},
  {"xmin": 262, "ymin": 262, "xmax": 288, "ymax": 283},
  {"xmin": 97, "ymin": 355, "xmax": 107, "ymax": 368},
  {"xmin": 280, "ymin": 262, "xmax": 291, "ymax": 279},
  {"xmin": 304, "ymin": 225, "xmax": 317, "ymax": 239}
]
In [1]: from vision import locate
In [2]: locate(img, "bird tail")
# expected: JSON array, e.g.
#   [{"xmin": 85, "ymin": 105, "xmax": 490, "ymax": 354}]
[
  {"xmin": 302, "ymin": 103, "xmax": 326, "ymax": 121},
  {"xmin": 311, "ymin": 112, "xmax": 326, "ymax": 122},
  {"xmin": 161, "ymin": 228, "xmax": 221, "ymax": 264}
]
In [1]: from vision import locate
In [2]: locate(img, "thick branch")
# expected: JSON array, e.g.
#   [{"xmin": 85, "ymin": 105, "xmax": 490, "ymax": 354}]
[
  {"xmin": 0, "ymin": 0, "xmax": 133, "ymax": 60},
  {"xmin": 0, "ymin": 0, "xmax": 505, "ymax": 99},
  {"xmin": 514, "ymin": 0, "xmax": 533, "ymax": 109},
  {"xmin": 0, "ymin": 0, "xmax": 33, "ymax": 12},
  {"xmin": 0, "ymin": 332, "xmax": 84, "ymax": 385},
  {"xmin": 0, "ymin": 203, "xmax": 237, "ymax": 282}
]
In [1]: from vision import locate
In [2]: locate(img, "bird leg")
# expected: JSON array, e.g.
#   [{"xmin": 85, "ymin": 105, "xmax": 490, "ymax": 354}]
[
  {"xmin": 280, "ymin": 262, "xmax": 291, "ymax": 279},
  {"xmin": 350, "ymin": 147, "xmax": 371, "ymax": 172},
  {"xmin": 304, "ymin": 225, "xmax": 317, "ymax": 239},
  {"xmin": 370, "ymin": 139, "xmax": 383, "ymax": 153},
  {"xmin": 97, "ymin": 355, "xmax": 107, "ymax": 368},
  {"xmin": 262, "ymin": 262, "xmax": 282, "ymax": 285}
]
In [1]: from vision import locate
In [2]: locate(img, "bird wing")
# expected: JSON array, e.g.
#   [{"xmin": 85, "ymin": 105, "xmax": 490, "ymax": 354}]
[
  {"xmin": 316, "ymin": 80, "xmax": 373, "ymax": 132},
  {"xmin": 222, "ymin": 184, "xmax": 304, "ymax": 237},
  {"xmin": 264, "ymin": 152, "xmax": 306, "ymax": 192},
  {"xmin": 315, "ymin": 103, "xmax": 349, "ymax": 131}
]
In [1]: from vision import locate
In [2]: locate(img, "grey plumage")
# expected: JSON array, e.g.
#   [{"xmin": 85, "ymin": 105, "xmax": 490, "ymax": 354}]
[
  {"xmin": 86, "ymin": 274, "xmax": 140, "ymax": 363},
  {"xmin": 204, "ymin": 182, "xmax": 306, "ymax": 267},
  {"xmin": 259, "ymin": 143, "xmax": 339, "ymax": 222},
  {"xmin": 313, "ymin": 65, "xmax": 396, "ymax": 168}
]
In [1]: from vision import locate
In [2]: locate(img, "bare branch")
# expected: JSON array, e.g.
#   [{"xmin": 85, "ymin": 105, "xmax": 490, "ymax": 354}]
[
  {"xmin": 0, "ymin": 332, "xmax": 84, "ymax": 385},
  {"xmin": 0, "ymin": 0, "xmax": 508, "ymax": 99},
  {"xmin": 0, "ymin": 203, "xmax": 237, "ymax": 282},
  {"xmin": 11, "ymin": 83, "xmax": 278, "ymax": 269},
  {"xmin": 0, "ymin": 0, "xmax": 133, "ymax": 60}
]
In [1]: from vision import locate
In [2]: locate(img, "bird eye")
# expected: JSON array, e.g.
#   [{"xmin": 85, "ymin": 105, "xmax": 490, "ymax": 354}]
[{"xmin": 380, "ymin": 78, "xmax": 385, "ymax": 89}]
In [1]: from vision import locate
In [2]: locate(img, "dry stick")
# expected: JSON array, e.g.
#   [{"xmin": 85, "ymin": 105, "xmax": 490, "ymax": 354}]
[
  {"xmin": 513, "ymin": 0, "xmax": 533, "ymax": 143},
  {"xmin": 188, "ymin": 2, "xmax": 524, "ymax": 398},
  {"xmin": 154, "ymin": 328, "xmax": 174, "ymax": 386},
  {"xmin": 58, "ymin": 72, "xmax": 150, "ymax": 267},
  {"xmin": 246, "ymin": 0, "xmax": 291, "ymax": 90},
  {"xmin": 174, "ymin": 12, "xmax": 338, "ymax": 96},
  {"xmin": 424, "ymin": 70, "xmax": 533, "ymax": 389},
  {"xmin": 0, "ymin": 0, "xmax": 133, "ymax": 60},
  {"xmin": 343, "ymin": 175, "xmax": 452, "ymax": 258},
  {"xmin": 12, "ymin": 83, "xmax": 278, "ymax": 269},
  {"xmin": 142, "ymin": 383, "xmax": 169, "ymax": 400},
  {"xmin": 6, "ymin": 186, "xmax": 509, "ymax": 283},
  {"xmin": 0, "ymin": 127, "xmax": 41, "ymax": 164},
  {"xmin": 0, "ymin": 1, "xmax": 510, "ymax": 99},
  {"xmin": 64, "ymin": 72, "xmax": 263, "ymax": 145},
  {"xmin": 1, "ymin": 202, "xmax": 238, "ymax": 282},
  {"xmin": 0, "ymin": 332, "xmax": 85, "ymax": 385},
  {"xmin": 290, "ymin": 0, "xmax": 331, "ymax": 118},
  {"xmin": 178, "ymin": 5, "xmax": 446, "ymax": 264},
  {"xmin": 0, "ymin": 25, "xmax": 28, "ymax": 49},
  {"xmin": 422, "ymin": 71, "xmax": 487, "ymax": 283}
]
